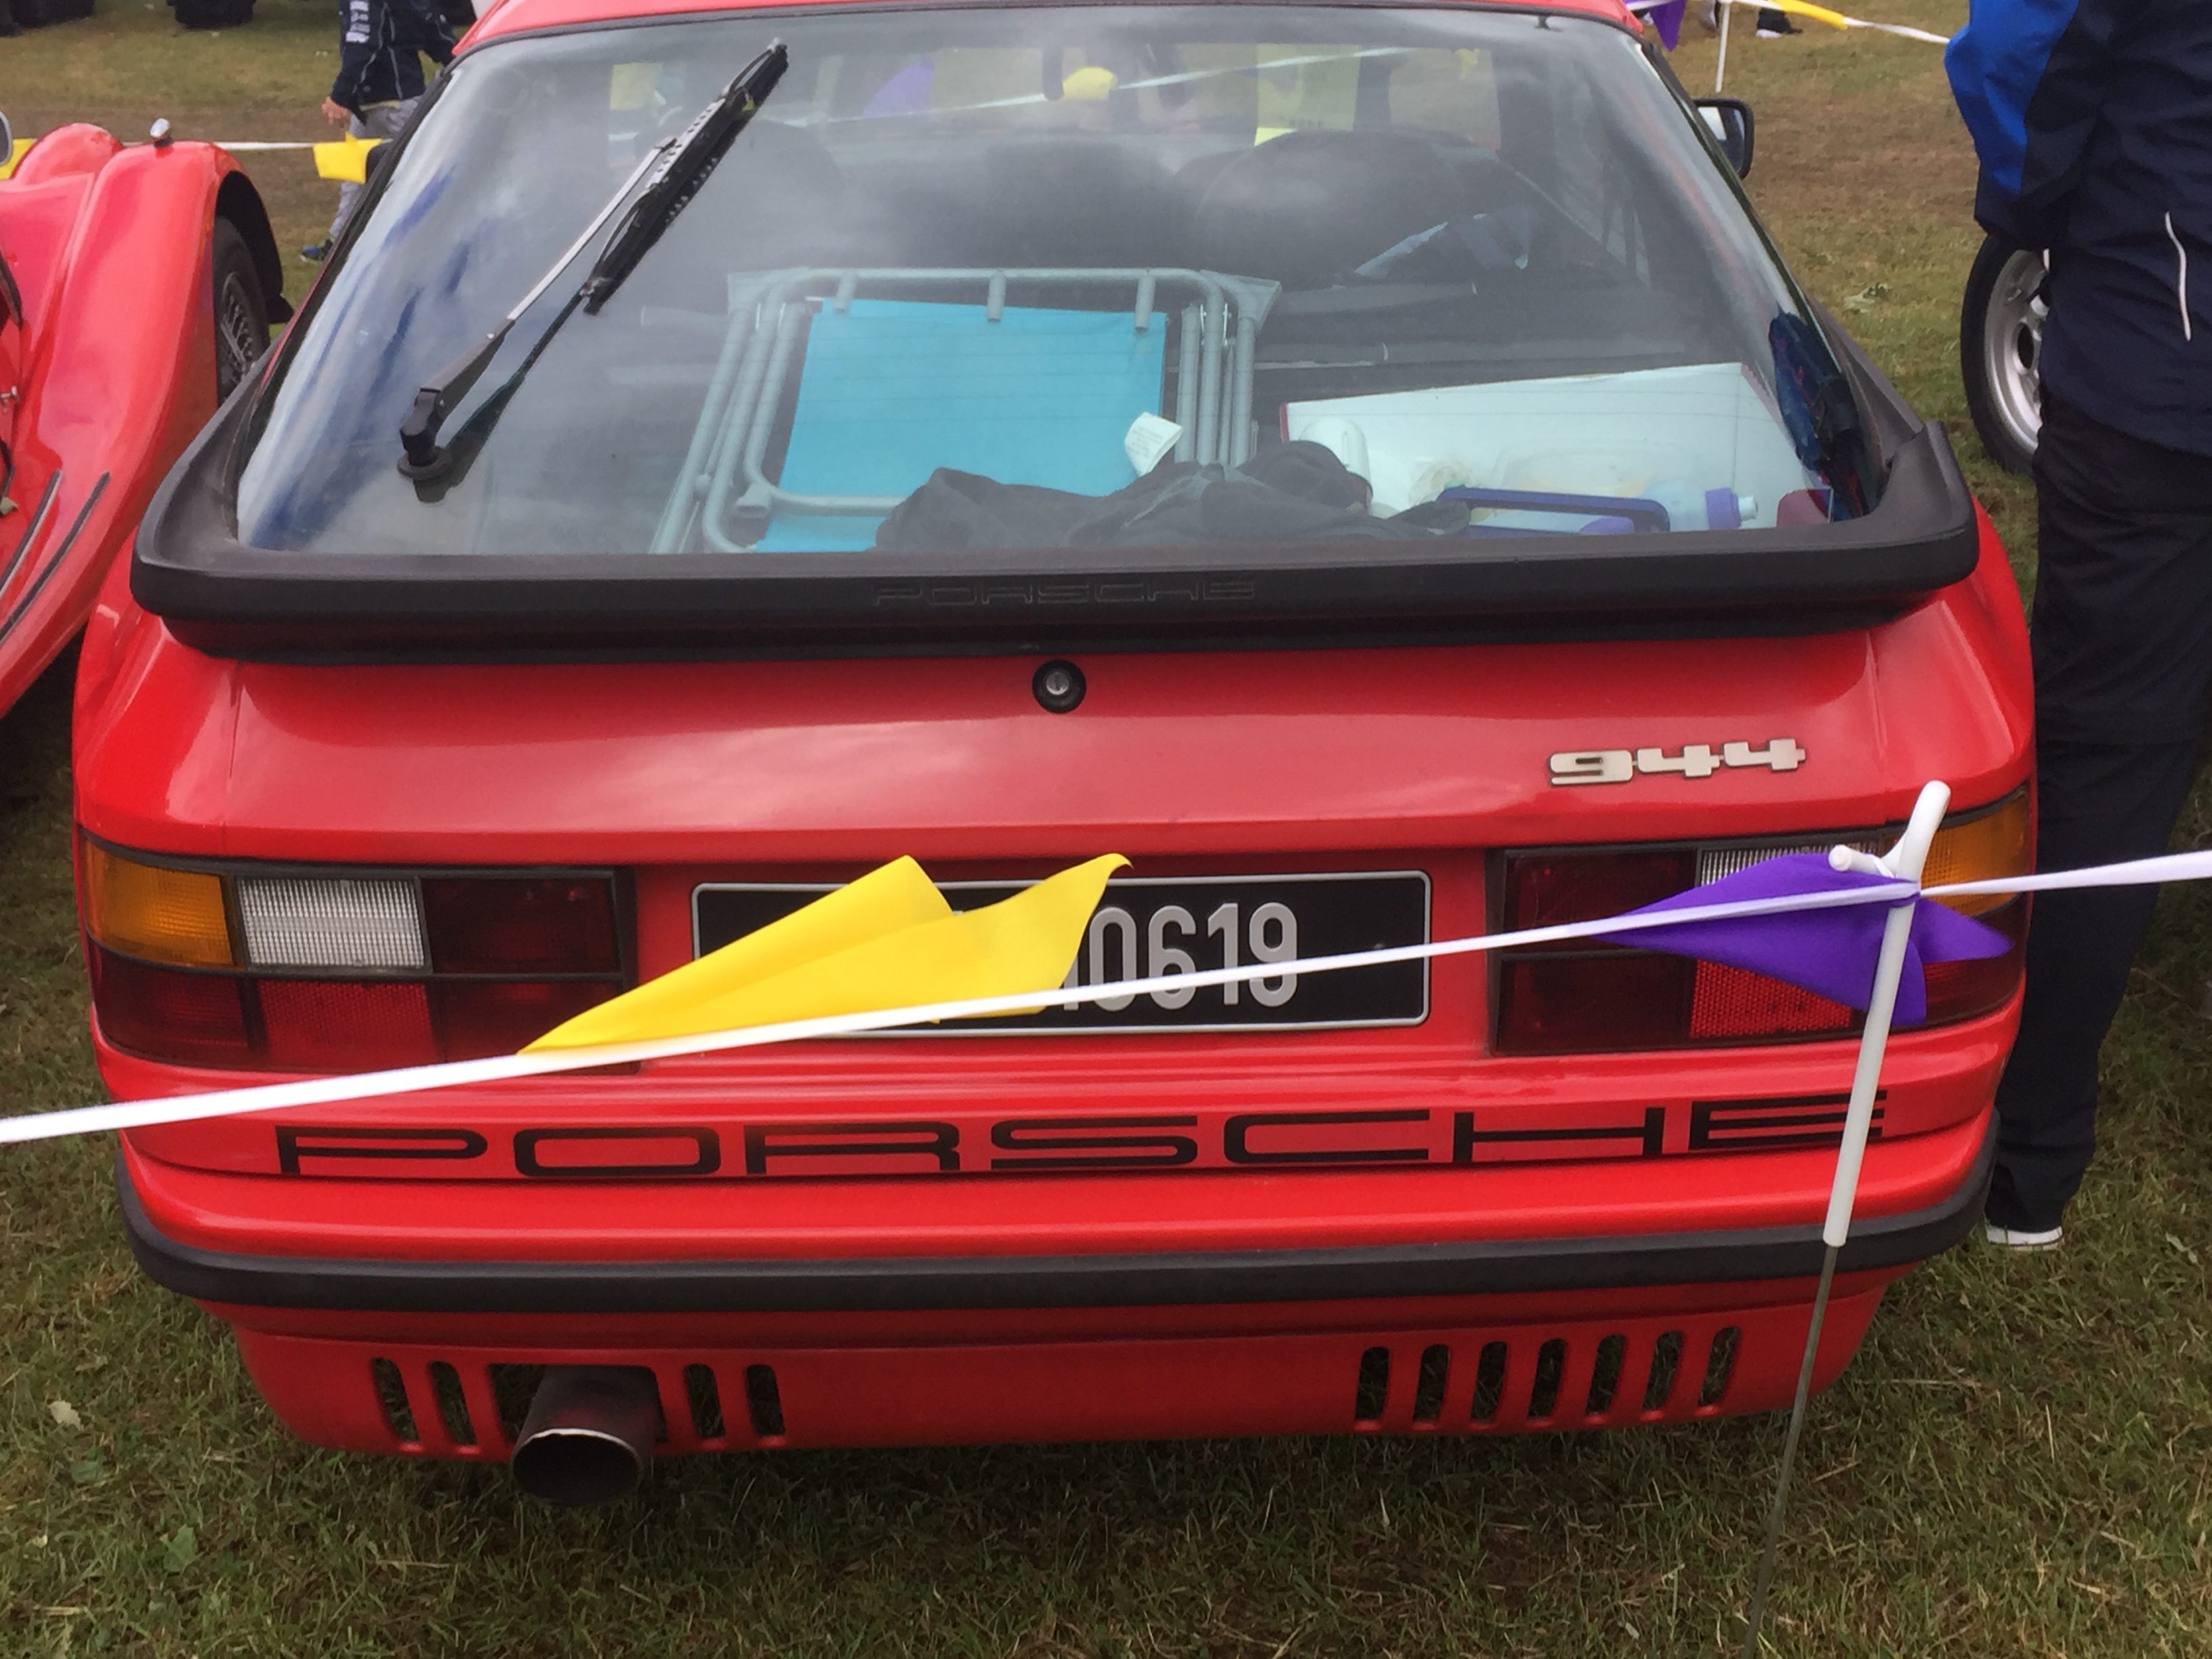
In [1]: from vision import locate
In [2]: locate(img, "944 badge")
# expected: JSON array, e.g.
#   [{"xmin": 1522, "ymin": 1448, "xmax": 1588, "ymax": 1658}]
[{"xmin": 1549, "ymin": 739, "xmax": 1805, "ymax": 787}]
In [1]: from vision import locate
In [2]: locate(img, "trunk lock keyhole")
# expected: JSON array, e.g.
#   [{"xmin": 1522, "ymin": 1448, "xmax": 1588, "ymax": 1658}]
[{"xmin": 1033, "ymin": 659, "xmax": 1086, "ymax": 714}]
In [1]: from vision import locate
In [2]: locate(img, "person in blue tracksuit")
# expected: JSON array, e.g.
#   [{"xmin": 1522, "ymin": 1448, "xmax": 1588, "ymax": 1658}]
[
  {"xmin": 303, "ymin": 0, "xmax": 456, "ymax": 262},
  {"xmin": 1948, "ymin": 1, "xmax": 2212, "ymax": 1249}
]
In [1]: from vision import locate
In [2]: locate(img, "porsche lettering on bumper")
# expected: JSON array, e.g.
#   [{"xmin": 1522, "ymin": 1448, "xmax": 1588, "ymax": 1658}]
[{"xmin": 266, "ymin": 1094, "xmax": 1883, "ymax": 1180}]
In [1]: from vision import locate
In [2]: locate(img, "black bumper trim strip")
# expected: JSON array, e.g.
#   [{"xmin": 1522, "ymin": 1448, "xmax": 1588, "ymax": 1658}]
[{"xmin": 117, "ymin": 1121, "xmax": 1992, "ymax": 1315}]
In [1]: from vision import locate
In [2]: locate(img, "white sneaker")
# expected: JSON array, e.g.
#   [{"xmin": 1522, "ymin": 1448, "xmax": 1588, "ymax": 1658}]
[{"xmin": 1984, "ymin": 1222, "xmax": 2064, "ymax": 1251}]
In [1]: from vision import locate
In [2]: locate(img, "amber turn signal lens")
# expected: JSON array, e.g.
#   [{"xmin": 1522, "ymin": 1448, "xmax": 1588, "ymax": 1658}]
[
  {"xmin": 81, "ymin": 842, "xmax": 236, "ymax": 968},
  {"xmin": 1921, "ymin": 791, "xmax": 2032, "ymax": 916}
]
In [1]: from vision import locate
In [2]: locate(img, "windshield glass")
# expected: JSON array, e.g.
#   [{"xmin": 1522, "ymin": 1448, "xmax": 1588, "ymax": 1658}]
[{"xmin": 236, "ymin": 6, "xmax": 1878, "ymax": 560}]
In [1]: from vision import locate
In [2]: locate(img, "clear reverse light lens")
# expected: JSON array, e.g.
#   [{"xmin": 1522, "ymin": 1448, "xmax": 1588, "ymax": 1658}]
[
  {"xmin": 1696, "ymin": 838, "xmax": 1881, "ymax": 884},
  {"xmin": 236, "ymin": 876, "xmax": 428, "ymax": 971}
]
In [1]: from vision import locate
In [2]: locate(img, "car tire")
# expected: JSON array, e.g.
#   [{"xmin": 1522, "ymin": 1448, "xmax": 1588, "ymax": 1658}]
[
  {"xmin": 211, "ymin": 220, "xmax": 270, "ymax": 403},
  {"xmin": 1960, "ymin": 234, "xmax": 2045, "ymax": 476},
  {"xmin": 171, "ymin": 0, "xmax": 256, "ymax": 27},
  {"xmin": 12, "ymin": 0, "xmax": 96, "ymax": 25}
]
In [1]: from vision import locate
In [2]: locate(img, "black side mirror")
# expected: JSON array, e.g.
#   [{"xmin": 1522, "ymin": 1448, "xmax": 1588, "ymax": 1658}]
[{"xmin": 1696, "ymin": 97, "xmax": 1755, "ymax": 178}]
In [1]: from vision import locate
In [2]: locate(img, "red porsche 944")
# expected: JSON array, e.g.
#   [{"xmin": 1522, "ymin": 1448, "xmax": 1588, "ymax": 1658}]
[{"xmin": 77, "ymin": 0, "xmax": 2032, "ymax": 1501}]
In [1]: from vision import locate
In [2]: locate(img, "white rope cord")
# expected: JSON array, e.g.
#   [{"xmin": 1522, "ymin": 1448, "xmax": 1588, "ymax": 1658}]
[
  {"xmin": 11, "ymin": 842, "xmax": 2212, "ymax": 1147},
  {"xmin": 1706, "ymin": 0, "xmax": 1952, "ymax": 46},
  {"xmin": 0, "ymin": 877, "xmax": 1917, "ymax": 1145}
]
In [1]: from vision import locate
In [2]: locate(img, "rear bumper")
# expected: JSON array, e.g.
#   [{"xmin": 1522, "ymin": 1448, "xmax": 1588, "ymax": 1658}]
[
  {"xmin": 117, "ymin": 1127, "xmax": 1990, "ymax": 1455},
  {"xmin": 119, "ymin": 1114, "xmax": 1992, "ymax": 1454},
  {"xmin": 118, "ymin": 1118, "xmax": 1992, "ymax": 1314}
]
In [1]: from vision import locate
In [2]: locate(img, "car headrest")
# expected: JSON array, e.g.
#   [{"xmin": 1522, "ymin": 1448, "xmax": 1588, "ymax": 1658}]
[
  {"xmin": 1190, "ymin": 129, "xmax": 1462, "ymax": 289},
  {"xmin": 975, "ymin": 139, "xmax": 1180, "ymax": 267}
]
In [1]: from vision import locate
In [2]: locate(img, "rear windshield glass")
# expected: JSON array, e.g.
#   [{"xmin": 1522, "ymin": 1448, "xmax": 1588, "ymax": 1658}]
[{"xmin": 235, "ymin": 5, "xmax": 1879, "ymax": 559}]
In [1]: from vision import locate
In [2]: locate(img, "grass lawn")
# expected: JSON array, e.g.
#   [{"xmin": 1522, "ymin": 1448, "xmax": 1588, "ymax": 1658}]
[{"xmin": 3, "ymin": 3, "xmax": 2211, "ymax": 1654}]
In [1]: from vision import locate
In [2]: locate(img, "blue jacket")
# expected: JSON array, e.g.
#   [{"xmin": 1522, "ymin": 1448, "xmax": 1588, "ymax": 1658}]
[
  {"xmin": 1947, "ymin": 0, "xmax": 2212, "ymax": 456},
  {"xmin": 331, "ymin": 0, "xmax": 454, "ymax": 117}
]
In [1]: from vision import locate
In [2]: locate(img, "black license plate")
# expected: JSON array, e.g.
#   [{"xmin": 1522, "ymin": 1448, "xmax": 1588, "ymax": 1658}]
[{"xmin": 691, "ymin": 872, "xmax": 1430, "ymax": 1032}]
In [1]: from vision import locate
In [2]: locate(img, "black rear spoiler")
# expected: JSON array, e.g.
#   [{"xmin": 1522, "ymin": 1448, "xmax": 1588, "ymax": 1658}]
[{"xmin": 134, "ymin": 338, "xmax": 1980, "ymax": 662}]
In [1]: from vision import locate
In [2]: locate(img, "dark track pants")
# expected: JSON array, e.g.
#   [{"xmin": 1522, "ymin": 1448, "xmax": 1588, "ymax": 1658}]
[{"xmin": 1989, "ymin": 396, "xmax": 2212, "ymax": 1231}]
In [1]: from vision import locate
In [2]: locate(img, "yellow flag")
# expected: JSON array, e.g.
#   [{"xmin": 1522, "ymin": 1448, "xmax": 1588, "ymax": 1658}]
[
  {"xmin": 525, "ymin": 854, "xmax": 1128, "ymax": 1052},
  {"xmin": 312, "ymin": 134, "xmax": 384, "ymax": 183},
  {"xmin": 1756, "ymin": 0, "xmax": 1851, "ymax": 28}
]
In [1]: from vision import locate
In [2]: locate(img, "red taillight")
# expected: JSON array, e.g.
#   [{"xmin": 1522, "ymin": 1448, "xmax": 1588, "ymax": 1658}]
[
  {"xmin": 1496, "ymin": 951, "xmax": 1692, "ymax": 1053},
  {"xmin": 1689, "ymin": 963, "xmax": 1853, "ymax": 1040},
  {"xmin": 87, "ymin": 947, "xmax": 254, "ymax": 1065},
  {"xmin": 424, "ymin": 878, "xmax": 619, "ymax": 975},
  {"xmin": 1494, "ymin": 796, "xmax": 2030, "ymax": 1055},
  {"xmin": 80, "ymin": 840, "xmax": 628, "ymax": 1071},
  {"xmin": 1504, "ymin": 849, "xmax": 1693, "ymax": 929},
  {"xmin": 431, "ymin": 979, "xmax": 610, "ymax": 1060},
  {"xmin": 258, "ymin": 980, "xmax": 436, "ymax": 1071},
  {"xmin": 1922, "ymin": 897, "xmax": 2027, "ymax": 1023}
]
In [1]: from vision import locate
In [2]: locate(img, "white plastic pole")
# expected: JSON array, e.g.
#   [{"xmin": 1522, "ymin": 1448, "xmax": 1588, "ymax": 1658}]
[
  {"xmin": 1821, "ymin": 779, "xmax": 1950, "ymax": 1244},
  {"xmin": 1740, "ymin": 779, "xmax": 1949, "ymax": 1656},
  {"xmin": 1715, "ymin": 0, "xmax": 1734, "ymax": 94}
]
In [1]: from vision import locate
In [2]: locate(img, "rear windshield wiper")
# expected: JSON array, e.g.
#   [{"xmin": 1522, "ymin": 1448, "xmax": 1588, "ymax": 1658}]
[{"xmin": 398, "ymin": 41, "xmax": 789, "ymax": 491}]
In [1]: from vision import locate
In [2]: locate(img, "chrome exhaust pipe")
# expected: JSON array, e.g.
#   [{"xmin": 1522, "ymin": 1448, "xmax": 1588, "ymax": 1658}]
[{"xmin": 510, "ymin": 1367, "xmax": 659, "ymax": 1506}]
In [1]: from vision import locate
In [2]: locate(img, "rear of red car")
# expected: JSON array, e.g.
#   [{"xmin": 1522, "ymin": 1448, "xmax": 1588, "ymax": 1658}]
[{"xmin": 77, "ymin": 0, "xmax": 2031, "ymax": 1484}]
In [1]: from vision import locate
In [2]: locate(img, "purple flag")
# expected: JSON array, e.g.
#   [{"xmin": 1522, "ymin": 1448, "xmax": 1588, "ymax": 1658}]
[
  {"xmin": 1596, "ymin": 854, "xmax": 2012, "ymax": 1025},
  {"xmin": 1626, "ymin": 0, "xmax": 1690, "ymax": 49}
]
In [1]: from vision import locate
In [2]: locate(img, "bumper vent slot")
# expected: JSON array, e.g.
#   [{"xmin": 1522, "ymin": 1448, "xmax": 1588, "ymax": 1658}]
[
  {"xmin": 370, "ymin": 1357, "xmax": 418, "ymax": 1445},
  {"xmin": 429, "ymin": 1360, "xmax": 476, "ymax": 1447},
  {"xmin": 745, "ymin": 1364, "xmax": 786, "ymax": 1439},
  {"xmin": 1585, "ymin": 1334, "xmax": 1627, "ymax": 1416},
  {"xmin": 1527, "ymin": 1339, "xmax": 1566, "ymax": 1420},
  {"xmin": 1699, "ymin": 1326, "xmax": 1741, "ymax": 1407},
  {"xmin": 1469, "ymin": 1341, "xmax": 1509, "ymax": 1425},
  {"xmin": 686, "ymin": 1364, "xmax": 726, "ymax": 1441},
  {"xmin": 1411, "ymin": 1344, "xmax": 1450, "ymax": 1425},
  {"xmin": 1352, "ymin": 1346, "xmax": 1391, "ymax": 1425},
  {"xmin": 1643, "ymin": 1330, "xmax": 1685, "ymax": 1412}
]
